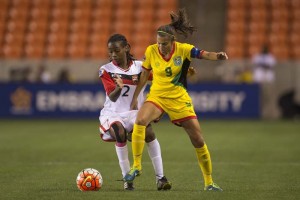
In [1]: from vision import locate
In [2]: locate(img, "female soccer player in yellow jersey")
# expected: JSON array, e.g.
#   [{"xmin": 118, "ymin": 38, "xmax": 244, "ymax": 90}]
[{"xmin": 124, "ymin": 8, "xmax": 228, "ymax": 191}]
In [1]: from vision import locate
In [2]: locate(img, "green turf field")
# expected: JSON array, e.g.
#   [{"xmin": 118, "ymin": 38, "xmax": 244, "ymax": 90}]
[{"xmin": 0, "ymin": 119, "xmax": 299, "ymax": 200}]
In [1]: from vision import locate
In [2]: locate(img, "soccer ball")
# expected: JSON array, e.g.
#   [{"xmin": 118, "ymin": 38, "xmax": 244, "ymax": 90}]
[{"xmin": 76, "ymin": 168, "xmax": 103, "ymax": 191}]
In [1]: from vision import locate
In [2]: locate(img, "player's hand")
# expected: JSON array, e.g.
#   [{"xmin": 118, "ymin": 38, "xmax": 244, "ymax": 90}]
[
  {"xmin": 187, "ymin": 67, "xmax": 196, "ymax": 76},
  {"xmin": 130, "ymin": 98, "xmax": 138, "ymax": 110},
  {"xmin": 113, "ymin": 74, "xmax": 124, "ymax": 89},
  {"xmin": 217, "ymin": 52, "xmax": 228, "ymax": 60}
]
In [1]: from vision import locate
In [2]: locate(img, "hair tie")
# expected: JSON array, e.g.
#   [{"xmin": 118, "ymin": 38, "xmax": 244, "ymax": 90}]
[{"xmin": 157, "ymin": 30, "xmax": 175, "ymax": 37}]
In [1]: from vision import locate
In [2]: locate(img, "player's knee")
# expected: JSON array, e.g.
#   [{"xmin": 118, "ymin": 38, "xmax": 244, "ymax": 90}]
[
  {"xmin": 135, "ymin": 116, "xmax": 149, "ymax": 126},
  {"xmin": 111, "ymin": 123, "xmax": 127, "ymax": 143}
]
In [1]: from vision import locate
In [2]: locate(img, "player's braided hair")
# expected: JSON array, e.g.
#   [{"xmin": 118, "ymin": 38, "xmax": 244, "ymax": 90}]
[
  {"xmin": 107, "ymin": 33, "xmax": 135, "ymax": 62},
  {"xmin": 157, "ymin": 8, "xmax": 197, "ymax": 39}
]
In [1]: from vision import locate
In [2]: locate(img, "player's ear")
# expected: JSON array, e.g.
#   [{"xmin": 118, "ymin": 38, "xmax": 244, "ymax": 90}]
[
  {"xmin": 125, "ymin": 44, "xmax": 130, "ymax": 52},
  {"xmin": 170, "ymin": 35, "xmax": 176, "ymax": 42}
]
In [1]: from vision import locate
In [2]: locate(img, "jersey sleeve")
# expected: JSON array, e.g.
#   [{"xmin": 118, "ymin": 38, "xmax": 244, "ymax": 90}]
[
  {"xmin": 142, "ymin": 46, "xmax": 152, "ymax": 70},
  {"xmin": 183, "ymin": 43, "xmax": 195, "ymax": 61},
  {"xmin": 99, "ymin": 68, "xmax": 116, "ymax": 95}
]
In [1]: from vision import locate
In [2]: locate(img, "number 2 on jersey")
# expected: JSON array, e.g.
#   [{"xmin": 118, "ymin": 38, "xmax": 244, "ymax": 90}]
[{"xmin": 122, "ymin": 85, "xmax": 130, "ymax": 96}]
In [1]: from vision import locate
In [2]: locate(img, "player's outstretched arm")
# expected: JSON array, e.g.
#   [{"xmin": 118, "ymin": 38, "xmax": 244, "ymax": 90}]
[
  {"xmin": 130, "ymin": 69, "xmax": 150, "ymax": 110},
  {"xmin": 201, "ymin": 51, "xmax": 228, "ymax": 61}
]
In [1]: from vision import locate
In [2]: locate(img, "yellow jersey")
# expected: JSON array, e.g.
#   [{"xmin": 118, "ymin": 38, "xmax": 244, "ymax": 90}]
[{"xmin": 143, "ymin": 42, "xmax": 194, "ymax": 98}]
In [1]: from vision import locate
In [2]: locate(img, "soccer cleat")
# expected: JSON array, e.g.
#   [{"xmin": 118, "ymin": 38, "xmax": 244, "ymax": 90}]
[
  {"xmin": 157, "ymin": 176, "xmax": 172, "ymax": 191},
  {"xmin": 123, "ymin": 181, "xmax": 134, "ymax": 191},
  {"xmin": 123, "ymin": 168, "xmax": 141, "ymax": 182},
  {"xmin": 204, "ymin": 183, "xmax": 223, "ymax": 191}
]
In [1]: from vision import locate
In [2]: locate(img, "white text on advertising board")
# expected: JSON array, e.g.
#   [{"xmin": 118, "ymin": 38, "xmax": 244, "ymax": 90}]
[
  {"xmin": 36, "ymin": 91, "xmax": 106, "ymax": 111},
  {"xmin": 190, "ymin": 91, "xmax": 246, "ymax": 112}
]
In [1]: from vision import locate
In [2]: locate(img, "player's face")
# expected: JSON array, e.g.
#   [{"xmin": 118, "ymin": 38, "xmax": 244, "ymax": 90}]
[
  {"xmin": 107, "ymin": 41, "xmax": 127, "ymax": 65},
  {"xmin": 157, "ymin": 35, "xmax": 173, "ymax": 56}
]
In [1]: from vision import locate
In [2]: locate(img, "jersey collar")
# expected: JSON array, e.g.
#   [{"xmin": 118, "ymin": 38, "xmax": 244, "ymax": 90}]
[
  {"xmin": 112, "ymin": 60, "xmax": 133, "ymax": 71},
  {"xmin": 158, "ymin": 42, "xmax": 175, "ymax": 62}
]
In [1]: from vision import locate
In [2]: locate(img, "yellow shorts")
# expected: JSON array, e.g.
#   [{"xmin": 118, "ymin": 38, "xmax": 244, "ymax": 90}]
[{"xmin": 146, "ymin": 92, "xmax": 197, "ymax": 124}]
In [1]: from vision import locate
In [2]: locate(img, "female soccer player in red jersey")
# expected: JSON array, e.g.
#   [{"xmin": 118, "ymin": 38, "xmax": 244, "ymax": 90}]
[{"xmin": 98, "ymin": 34, "xmax": 171, "ymax": 191}]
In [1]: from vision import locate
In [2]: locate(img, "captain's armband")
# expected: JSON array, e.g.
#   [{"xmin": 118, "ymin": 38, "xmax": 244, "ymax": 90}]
[{"xmin": 191, "ymin": 48, "xmax": 204, "ymax": 59}]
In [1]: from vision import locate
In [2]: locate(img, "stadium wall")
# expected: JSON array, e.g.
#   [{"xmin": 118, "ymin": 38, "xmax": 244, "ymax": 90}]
[{"xmin": 1, "ymin": 0, "xmax": 299, "ymax": 119}]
